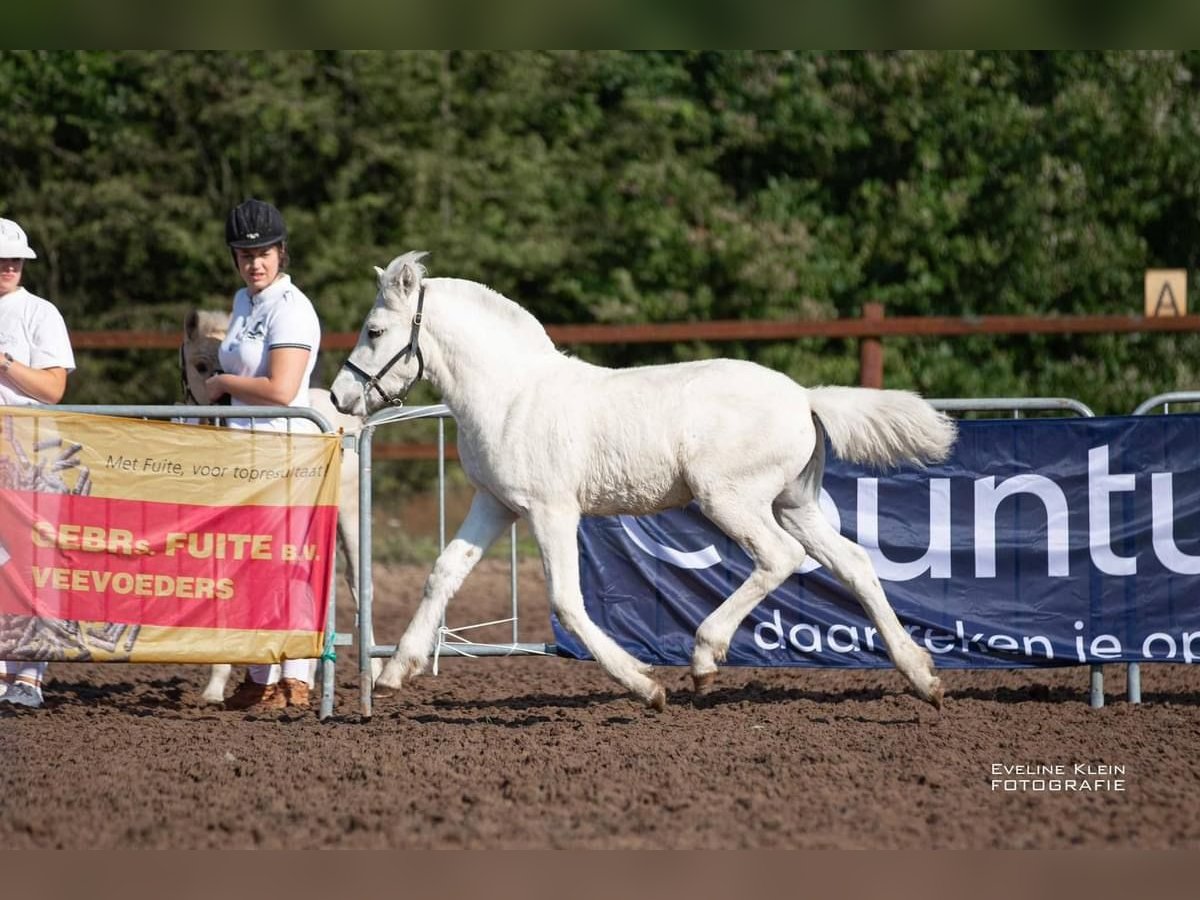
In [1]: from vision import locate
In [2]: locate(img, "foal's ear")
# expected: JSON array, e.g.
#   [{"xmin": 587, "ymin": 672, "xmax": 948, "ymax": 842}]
[
  {"xmin": 184, "ymin": 309, "xmax": 200, "ymax": 340},
  {"xmin": 398, "ymin": 254, "xmax": 428, "ymax": 296}
]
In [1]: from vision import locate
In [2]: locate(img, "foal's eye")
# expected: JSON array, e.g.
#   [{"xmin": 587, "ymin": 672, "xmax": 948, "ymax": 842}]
[{"xmin": 195, "ymin": 362, "xmax": 211, "ymax": 375}]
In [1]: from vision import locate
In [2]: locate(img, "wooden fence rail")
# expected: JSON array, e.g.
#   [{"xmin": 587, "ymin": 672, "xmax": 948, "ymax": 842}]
[
  {"xmin": 72, "ymin": 310, "xmax": 1200, "ymax": 350},
  {"xmin": 74, "ymin": 309, "xmax": 1200, "ymax": 459}
]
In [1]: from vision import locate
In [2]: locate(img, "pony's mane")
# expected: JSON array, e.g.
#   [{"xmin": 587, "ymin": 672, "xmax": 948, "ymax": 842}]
[
  {"xmin": 455, "ymin": 280, "xmax": 555, "ymax": 353},
  {"xmin": 381, "ymin": 253, "xmax": 554, "ymax": 354},
  {"xmin": 188, "ymin": 308, "xmax": 230, "ymax": 340}
]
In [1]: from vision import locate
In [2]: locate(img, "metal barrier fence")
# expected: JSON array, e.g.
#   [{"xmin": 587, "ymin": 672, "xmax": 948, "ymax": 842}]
[
  {"xmin": 24, "ymin": 395, "xmax": 1191, "ymax": 718},
  {"xmin": 20, "ymin": 404, "xmax": 352, "ymax": 720},
  {"xmin": 929, "ymin": 397, "xmax": 1120, "ymax": 709},
  {"xmin": 354, "ymin": 395, "xmax": 1153, "ymax": 716},
  {"xmin": 1132, "ymin": 392, "xmax": 1200, "ymax": 416},
  {"xmin": 1125, "ymin": 391, "xmax": 1200, "ymax": 706}
]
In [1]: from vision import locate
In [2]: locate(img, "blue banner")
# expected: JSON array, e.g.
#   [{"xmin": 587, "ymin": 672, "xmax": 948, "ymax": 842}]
[{"xmin": 560, "ymin": 415, "xmax": 1200, "ymax": 668}]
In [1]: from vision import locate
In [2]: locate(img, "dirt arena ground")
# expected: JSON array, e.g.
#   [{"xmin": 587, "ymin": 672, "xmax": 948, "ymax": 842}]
[{"xmin": 3, "ymin": 557, "xmax": 1199, "ymax": 850}]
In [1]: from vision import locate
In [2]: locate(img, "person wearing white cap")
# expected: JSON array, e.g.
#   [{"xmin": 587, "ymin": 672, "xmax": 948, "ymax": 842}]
[{"xmin": 0, "ymin": 217, "xmax": 76, "ymax": 709}]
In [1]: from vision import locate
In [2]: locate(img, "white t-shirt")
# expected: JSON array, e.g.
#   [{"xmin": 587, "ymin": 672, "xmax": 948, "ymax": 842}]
[
  {"xmin": 218, "ymin": 273, "xmax": 320, "ymax": 432},
  {"xmin": 0, "ymin": 287, "xmax": 76, "ymax": 407}
]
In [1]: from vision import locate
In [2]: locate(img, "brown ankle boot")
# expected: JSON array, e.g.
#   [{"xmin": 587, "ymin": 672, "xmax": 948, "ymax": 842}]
[
  {"xmin": 224, "ymin": 677, "xmax": 286, "ymax": 711},
  {"xmin": 278, "ymin": 677, "xmax": 311, "ymax": 709}
]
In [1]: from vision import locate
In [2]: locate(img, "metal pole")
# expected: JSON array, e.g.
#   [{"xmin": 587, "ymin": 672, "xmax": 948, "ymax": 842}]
[
  {"xmin": 1127, "ymin": 663, "xmax": 1142, "ymax": 705},
  {"xmin": 438, "ymin": 418, "xmax": 446, "ymax": 550},
  {"xmin": 358, "ymin": 424, "xmax": 375, "ymax": 719},
  {"xmin": 511, "ymin": 524, "xmax": 519, "ymax": 645},
  {"xmin": 1090, "ymin": 667, "xmax": 1105, "ymax": 709},
  {"xmin": 319, "ymin": 435, "xmax": 341, "ymax": 720},
  {"xmin": 436, "ymin": 417, "xmax": 447, "ymax": 665}
]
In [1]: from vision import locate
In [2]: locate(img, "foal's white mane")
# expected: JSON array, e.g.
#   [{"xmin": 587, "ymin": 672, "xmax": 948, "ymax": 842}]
[
  {"xmin": 380, "ymin": 253, "xmax": 555, "ymax": 357},
  {"xmin": 458, "ymin": 283, "xmax": 556, "ymax": 355}
]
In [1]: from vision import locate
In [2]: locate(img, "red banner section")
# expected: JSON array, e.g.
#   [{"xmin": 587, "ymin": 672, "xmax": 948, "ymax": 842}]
[
  {"xmin": 0, "ymin": 492, "xmax": 336, "ymax": 632},
  {"xmin": 0, "ymin": 408, "xmax": 341, "ymax": 663}
]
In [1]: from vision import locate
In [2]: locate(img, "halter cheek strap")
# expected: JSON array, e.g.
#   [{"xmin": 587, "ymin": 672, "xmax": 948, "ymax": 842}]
[
  {"xmin": 179, "ymin": 344, "xmax": 231, "ymax": 407},
  {"xmin": 343, "ymin": 283, "xmax": 427, "ymax": 407},
  {"xmin": 179, "ymin": 344, "xmax": 198, "ymax": 405}
]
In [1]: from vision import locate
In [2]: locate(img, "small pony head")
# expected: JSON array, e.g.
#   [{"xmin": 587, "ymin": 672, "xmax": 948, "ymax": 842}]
[
  {"xmin": 181, "ymin": 308, "xmax": 232, "ymax": 405},
  {"xmin": 330, "ymin": 250, "xmax": 429, "ymax": 417}
]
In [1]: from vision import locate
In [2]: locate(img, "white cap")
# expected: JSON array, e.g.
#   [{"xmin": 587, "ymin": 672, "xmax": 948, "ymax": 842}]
[{"xmin": 0, "ymin": 218, "xmax": 37, "ymax": 259}]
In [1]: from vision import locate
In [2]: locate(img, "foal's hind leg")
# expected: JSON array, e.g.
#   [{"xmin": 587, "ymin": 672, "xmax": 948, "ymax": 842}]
[
  {"xmin": 776, "ymin": 496, "xmax": 942, "ymax": 708},
  {"xmin": 528, "ymin": 506, "xmax": 667, "ymax": 710},
  {"xmin": 689, "ymin": 498, "xmax": 809, "ymax": 694},
  {"xmin": 376, "ymin": 490, "xmax": 516, "ymax": 692}
]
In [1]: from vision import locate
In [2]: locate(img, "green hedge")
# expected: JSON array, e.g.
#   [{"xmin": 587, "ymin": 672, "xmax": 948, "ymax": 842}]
[{"xmin": 5, "ymin": 51, "xmax": 1200, "ymax": 418}]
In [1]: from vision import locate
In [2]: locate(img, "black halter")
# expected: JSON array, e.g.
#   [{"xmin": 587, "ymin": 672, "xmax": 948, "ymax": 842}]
[
  {"xmin": 179, "ymin": 344, "xmax": 200, "ymax": 405},
  {"xmin": 342, "ymin": 283, "xmax": 427, "ymax": 407}
]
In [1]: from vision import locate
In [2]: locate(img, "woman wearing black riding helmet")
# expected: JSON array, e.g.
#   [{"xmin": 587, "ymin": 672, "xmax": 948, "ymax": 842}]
[
  {"xmin": 0, "ymin": 217, "xmax": 76, "ymax": 710},
  {"xmin": 207, "ymin": 198, "xmax": 323, "ymax": 712}
]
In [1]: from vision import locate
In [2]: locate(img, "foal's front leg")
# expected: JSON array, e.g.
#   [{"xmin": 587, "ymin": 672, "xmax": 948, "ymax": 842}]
[
  {"xmin": 376, "ymin": 490, "xmax": 516, "ymax": 692},
  {"xmin": 528, "ymin": 506, "xmax": 667, "ymax": 710},
  {"xmin": 202, "ymin": 664, "xmax": 233, "ymax": 704}
]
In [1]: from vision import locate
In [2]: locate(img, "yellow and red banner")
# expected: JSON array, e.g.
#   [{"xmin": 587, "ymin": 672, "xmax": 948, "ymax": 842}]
[{"xmin": 0, "ymin": 408, "xmax": 340, "ymax": 663}]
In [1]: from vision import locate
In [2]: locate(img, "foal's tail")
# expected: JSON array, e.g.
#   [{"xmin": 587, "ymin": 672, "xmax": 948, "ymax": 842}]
[{"xmin": 806, "ymin": 386, "xmax": 956, "ymax": 469}]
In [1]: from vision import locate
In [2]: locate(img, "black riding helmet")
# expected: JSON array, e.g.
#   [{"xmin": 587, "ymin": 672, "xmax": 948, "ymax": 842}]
[{"xmin": 225, "ymin": 198, "xmax": 287, "ymax": 249}]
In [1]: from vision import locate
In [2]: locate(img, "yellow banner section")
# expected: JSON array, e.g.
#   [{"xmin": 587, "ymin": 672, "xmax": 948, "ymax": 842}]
[
  {"xmin": 0, "ymin": 615, "xmax": 322, "ymax": 664},
  {"xmin": 2, "ymin": 409, "xmax": 340, "ymax": 507}
]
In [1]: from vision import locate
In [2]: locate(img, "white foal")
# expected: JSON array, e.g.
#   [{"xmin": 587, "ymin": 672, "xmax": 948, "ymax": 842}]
[{"xmin": 331, "ymin": 253, "xmax": 956, "ymax": 711}]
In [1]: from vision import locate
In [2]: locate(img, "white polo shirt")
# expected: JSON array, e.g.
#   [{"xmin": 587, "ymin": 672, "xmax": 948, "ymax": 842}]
[
  {"xmin": 0, "ymin": 287, "xmax": 76, "ymax": 407},
  {"xmin": 218, "ymin": 273, "xmax": 320, "ymax": 432}
]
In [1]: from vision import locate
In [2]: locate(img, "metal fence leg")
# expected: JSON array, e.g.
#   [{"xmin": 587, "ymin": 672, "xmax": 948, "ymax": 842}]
[
  {"xmin": 1127, "ymin": 662, "xmax": 1141, "ymax": 704},
  {"xmin": 320, "ymin": 655, "xmax": 335, "ymax": 720},
  {"xmin": 321, "ymin": 509, "xmax": 342, "ymax": 721},
  {"xmin": 359, "ymin": 424, "xmax": 375, "ymax": 720},
  {"xmin": 1089, "ymin": 664, "xmax": 1104, "ymax": 708}
]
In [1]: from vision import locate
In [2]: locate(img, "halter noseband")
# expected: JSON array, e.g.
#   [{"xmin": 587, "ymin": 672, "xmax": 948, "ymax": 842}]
[{"xmin": 342, "ymin": 283, "xmax": 427, "ymax": 407}]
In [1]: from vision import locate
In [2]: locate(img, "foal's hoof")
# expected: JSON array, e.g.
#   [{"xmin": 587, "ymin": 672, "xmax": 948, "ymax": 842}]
[
  {"xmin": 373, "ymin": 672, "xmax": 406, "ymax": 696},
  {"xmin": 692, "ymin": 672, "xmax": 717, "ymax": 695},
  {"xmin": 646, "ymin": 684, "xmax": 667, "ymax": 712},
  {"xmin": 924, "ymin": 678, "xmax": 944, "ymax": 711}
]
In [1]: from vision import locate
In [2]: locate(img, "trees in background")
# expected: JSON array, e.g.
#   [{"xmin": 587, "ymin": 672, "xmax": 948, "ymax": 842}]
[{"xmin": 3, "ymin": 50, "xmax": 1199, "ymax": 413}]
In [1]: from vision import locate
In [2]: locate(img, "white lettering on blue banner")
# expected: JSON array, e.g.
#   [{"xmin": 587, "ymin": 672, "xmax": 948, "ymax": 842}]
[{"xmin": 564, "ymin": 415, "xmax": 1200, "ymax": 667}]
